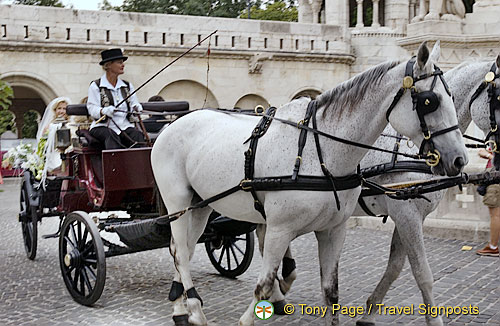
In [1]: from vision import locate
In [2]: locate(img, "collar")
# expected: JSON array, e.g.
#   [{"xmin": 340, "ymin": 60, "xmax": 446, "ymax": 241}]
[{"xmin": 100, "ymin": 74, "xmax": 127, "ymax": 90}]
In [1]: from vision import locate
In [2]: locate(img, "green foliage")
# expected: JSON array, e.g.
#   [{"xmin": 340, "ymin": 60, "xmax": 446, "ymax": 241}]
[
  {"xmin": 13, "ymin": 0, "xmax": 65, "ymax": 7},
  {"xmin": 241, "ymin": 0, "xmax": 298, "ymax": 22},
  {"xmin": 0, "ymin": 110, "xmax": 16, "ymax": 136},
  {"xmin": 101, "ymin": 0, "xmax": 296, "ymax": 20},
  {"xmin": 0, "ymin": 80, "xmax": 13, "ymax": 111},
  {"xmin": 22, "ymin": 110, "xmax": 39, "ymax": 139}
]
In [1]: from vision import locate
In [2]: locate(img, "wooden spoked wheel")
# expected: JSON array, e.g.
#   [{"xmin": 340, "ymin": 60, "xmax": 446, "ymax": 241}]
[
  {"xmin": 20, "ymin": 179, "xmax": 38, "ymax": 260},
  {"xmin": 59, "ymin": 211, "xmax": 106, "ymax": 306},
  {"xmin": 205, "ymin": 231, "xmax": 254, "ymax": 278}
]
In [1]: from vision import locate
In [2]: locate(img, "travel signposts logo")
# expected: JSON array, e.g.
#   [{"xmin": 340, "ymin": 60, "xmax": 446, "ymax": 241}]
[{"xmin": 255, "ymin": 300, "xmax": 274, "ymax": 320}]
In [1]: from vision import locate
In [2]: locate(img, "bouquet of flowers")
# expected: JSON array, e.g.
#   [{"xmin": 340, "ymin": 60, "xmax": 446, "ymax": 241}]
[{"xmin": 1, "ymin": 143, "xmax": 43, "ymax": 179}]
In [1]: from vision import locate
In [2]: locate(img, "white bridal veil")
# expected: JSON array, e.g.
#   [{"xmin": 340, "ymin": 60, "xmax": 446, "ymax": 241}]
[{"xmin": 36, "ymin": 97, "xmax": 71, "ymax": 142}]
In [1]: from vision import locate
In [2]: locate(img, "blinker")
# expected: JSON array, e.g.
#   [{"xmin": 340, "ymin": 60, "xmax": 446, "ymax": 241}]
[{"xmin": 416, "ymin": 90, "xmax": 439, "ymax": 114}]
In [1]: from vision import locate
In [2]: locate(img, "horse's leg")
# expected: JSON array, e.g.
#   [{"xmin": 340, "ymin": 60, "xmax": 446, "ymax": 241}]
[
  {"xmin": 356, "ymin": 228, "xmax": 406, "ymax": 326},
  {"xmin": 239, "ymin": 227, "xmax": 294, "ymax": 326},
  {"xmin": 256, "ymin": 224, "xmax": 296, "ymax": 315},
  {"xmin": 168, "ymin": 205, "xmax": 211, "ymax": 326},
  {"xmin": 279, "ymin": 246, "xmax": 297, "ymax": 295},
  {"xmin": 164, "ymin": 184, "xmax": 208, "ymax": 326},
  {"xmin": 315, "ymin": 223, "xmax": 347, "ymax": 326},
  {"xmin": 393, "ymin": 211, "xmax": 443, "ymax": 326}
]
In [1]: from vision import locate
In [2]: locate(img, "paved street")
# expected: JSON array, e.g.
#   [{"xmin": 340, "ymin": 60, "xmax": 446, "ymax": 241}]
[{"xmin": 1, "ymin": 178, "xmax": 499, "ymax": 326}]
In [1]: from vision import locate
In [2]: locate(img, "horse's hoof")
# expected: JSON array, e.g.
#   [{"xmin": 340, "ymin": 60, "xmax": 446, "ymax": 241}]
[
  {"xmin": 272, "ymin": 300, "xmax": 289, "ymax": 315},
  {"xmin": 356, "ymin": 321, "xmax": 375, "ymax": 326},
  {"xmin": 173, "ymin": 314, "xmax": 190, "ymax": 326}
]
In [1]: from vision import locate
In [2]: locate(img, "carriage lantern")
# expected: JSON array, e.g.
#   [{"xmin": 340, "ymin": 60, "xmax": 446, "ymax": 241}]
[{"xmin": 55, "ymin": 122, "xmax": 71, "ymax": 151}]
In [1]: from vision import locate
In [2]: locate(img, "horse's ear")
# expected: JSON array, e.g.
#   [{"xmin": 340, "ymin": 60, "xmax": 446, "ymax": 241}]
[
  {"xmin": 496, "ymin": 54, "xmax": 500, "ymax": 72},
  {"xmin": 429, "ymin": 40, "xmax": 440, "ymax": 64},
  {"xmin": 416, "ymin": 41, "xmax": 430, "ymax": 70}
]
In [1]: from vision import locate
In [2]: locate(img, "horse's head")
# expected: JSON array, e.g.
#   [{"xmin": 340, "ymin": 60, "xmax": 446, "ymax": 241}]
[
  {"xmin": 387, "ymin": 41, "xmax": 468, "ymax": 176},
  {"xmin": 470, "ymin": 54, "xmax": 500, "ymax": 170}
]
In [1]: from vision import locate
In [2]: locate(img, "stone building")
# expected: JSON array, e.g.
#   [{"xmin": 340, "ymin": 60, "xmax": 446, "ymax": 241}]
[{"xmin": 1, "ymin": 1, "xmax": 500, "ymax": 237}]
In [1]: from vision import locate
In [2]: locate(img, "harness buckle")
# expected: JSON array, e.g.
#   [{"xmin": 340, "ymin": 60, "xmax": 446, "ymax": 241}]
[
  {"xmin": 254, "ymin": 105, "xmax": 265, "ymax": 115},
  {"xmin": 491, "ymin": 125, "xmax": 498, "ymax": 133},
  {"xmin": 425, "ymin": 149, "xmax": 441, "ymax": 167},
  {"xmin": 297, "ymin": 119, "xmax": 305, "ymax": 128},
  {"xmin": 485, "ymin": 140, "xmax": 498, "ymax": 153},
  {"xmin": 423, "ymin": 130, "xmax": 431, "ymax": 140},
  {"xmin": 240, "ymin": 179, "xmax": 253, "ymax": 191}
]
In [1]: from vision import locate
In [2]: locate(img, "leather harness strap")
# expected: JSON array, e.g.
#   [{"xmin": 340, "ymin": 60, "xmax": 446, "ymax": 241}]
[
  {"xmin": 292, "ymin": 100, "xmax": 317, "ymax": 180},
  {"xmin": 242, "ymin": 100, "xmax": 362, "ymax": 218},
  {"xmin": 311, "ymin": 101, "xmax": 342, "ymax": 210},
  {"xmin": 243, "ymin": 106, "xmax": 277, "ymax": 219}
]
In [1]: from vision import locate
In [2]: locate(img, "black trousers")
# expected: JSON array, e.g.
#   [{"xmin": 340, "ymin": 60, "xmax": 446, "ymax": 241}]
[{"xmin": 90, "ymin": 126, "xmax": 145, "ymax": 150}]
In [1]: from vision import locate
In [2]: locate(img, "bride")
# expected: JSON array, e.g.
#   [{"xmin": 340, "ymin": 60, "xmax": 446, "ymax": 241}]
[{"xmin": 35, "ymin": 97, "xmax": 71, "ymax": 185}]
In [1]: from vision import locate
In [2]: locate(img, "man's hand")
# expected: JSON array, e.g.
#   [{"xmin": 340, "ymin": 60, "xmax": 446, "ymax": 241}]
[
  {"xmin": 133, "ymin": 104, "xmax": 143, "ymax": 112},
  {"xmin": 101, "ymin": 106, "xmax": 116, "ymax": 117}
]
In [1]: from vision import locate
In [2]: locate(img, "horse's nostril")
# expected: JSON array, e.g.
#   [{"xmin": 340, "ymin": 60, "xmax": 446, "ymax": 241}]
[{"xmin": 454, "ymin": 157, "xmax": 465, "ymax": 169}]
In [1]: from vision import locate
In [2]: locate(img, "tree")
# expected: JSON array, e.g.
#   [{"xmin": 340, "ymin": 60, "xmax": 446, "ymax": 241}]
[
  {"xmin": 22, "ymin": 110, "xmax": 39, "ymax": 139},
  {"xmin": 103, "ymin": 0, "xmax": 252, "ymax": 18},
  {"xmin": 0, "ymin": 80, "xmax": 15, "ymax": 136},
  {"xmin": 0, "ymin": 80, "xmax": 13, "ymax": 111},
  {"xmin": 241, "ymin": 0, "xmax": 298, "ymax": 22},
  {"xmin": 13, "ymin": 0, "xmax": 65, "ymax": 7}
]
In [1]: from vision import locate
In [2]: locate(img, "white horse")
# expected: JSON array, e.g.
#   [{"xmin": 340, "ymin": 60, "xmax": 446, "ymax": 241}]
[
  {"xmin": 151, "ymin": 41, "xmax": 468, "ymax": 326},
  {"xmin": 354, "ymin": 55, "xmax": 500, "ymax": 326},
  {"xmin": 265, "ymin": 55, "xmax": 500, "ymax": 326}
]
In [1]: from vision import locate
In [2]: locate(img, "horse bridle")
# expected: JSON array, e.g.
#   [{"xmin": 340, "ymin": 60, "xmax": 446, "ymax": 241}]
[
  {"xmin": 386, "ymin": 58, "xmax": 458, "ymax": 167},
  {"xmin": 469, "ymin": 62, "xmax": 500, "ymax": 153}
]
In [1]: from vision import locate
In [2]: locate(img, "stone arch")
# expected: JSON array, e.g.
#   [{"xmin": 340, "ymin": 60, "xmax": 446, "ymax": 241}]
[
  {"xmin": 233, "ymin": 94, "xmax": 269, "ymax": 110},
  {"xmin": 0, "ymin": 72, "xmax": 58, "ymax": 104},
  {"xmin": 158, "ymin": 80, "xmax": 218, "ymax": 109},
  {"xmin": 0, "ymin": 72, "xmax": 58, "ymax": 138},
  {"xmin": 291, "ymin": 88, "xmax": 322, "ymax": 100}
]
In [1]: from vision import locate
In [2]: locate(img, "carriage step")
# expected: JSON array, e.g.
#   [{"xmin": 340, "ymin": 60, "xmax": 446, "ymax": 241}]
[{"xmin": 42, "ymin": 232, "xmax": 60, "ymax": 239}]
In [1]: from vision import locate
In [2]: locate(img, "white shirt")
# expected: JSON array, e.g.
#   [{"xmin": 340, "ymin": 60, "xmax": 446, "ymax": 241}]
[{"xmin": 87, "ymin": 74, "xmax": 143, "ymax": 134}]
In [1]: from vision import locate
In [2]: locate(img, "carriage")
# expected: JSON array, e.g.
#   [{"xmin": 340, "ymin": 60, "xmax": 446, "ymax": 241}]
[{"xmin": 18, "ymin": 101, "xmax": 256, "ymax": 306}]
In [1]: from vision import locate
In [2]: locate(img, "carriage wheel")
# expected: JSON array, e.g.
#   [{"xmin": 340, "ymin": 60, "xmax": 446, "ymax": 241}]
[
  {"xmin": 20, "ymin": 180, "xmax": 38, "ymax": 260},
  {"xmin": 59, "ymin": 211, "xmax": 106, "ymax": 306},
  {"xmin": 205, "ymin": 231, "xmax": 254, "ymax": 278}
]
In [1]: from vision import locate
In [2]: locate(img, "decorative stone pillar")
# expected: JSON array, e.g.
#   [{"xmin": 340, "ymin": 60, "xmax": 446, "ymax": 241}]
[
  {"xmin": 311, "ymin": 0, "xmax": 323, "ymax": 23},
  {"xmin": 356, "ymin": 0, "xmax": 364, "ymax": 28},
  {"xmin": 409, "ymin": 0, "xmax": 417, "ymax": 20},
  {"xmin": 372, "ymin": 0, "xmax": 380, "ymax": 27},
  {"xmin": 298, "ymin": 0, "xmax": 313, "ymax": 23}
]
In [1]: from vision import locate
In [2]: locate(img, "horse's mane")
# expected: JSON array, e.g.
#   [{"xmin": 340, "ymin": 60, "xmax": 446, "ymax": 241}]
[{"xmin": 316, "ymin": 60, "xmax": 400, "ymax": 116}]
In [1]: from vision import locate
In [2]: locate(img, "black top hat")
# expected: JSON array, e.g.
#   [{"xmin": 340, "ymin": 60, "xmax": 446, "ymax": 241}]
[{"xmin": 99, "ymin": 48, "xmax": 128, "ymax": 65}]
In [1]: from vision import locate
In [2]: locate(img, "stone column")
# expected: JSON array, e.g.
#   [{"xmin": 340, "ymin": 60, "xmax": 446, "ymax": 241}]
[
  {"xmin": 298, "ymin": 0, "xmax": 313, "ymax": 23},
  {"xmin": 356, "ymin": 0, "xmax": 364, "ymax": 28},
  {"xmin": 311, "ymin": 0, "xmax": 323, "ymax": 23},
  {"xmin": 372, "ymin": 0, "xmax": 380, "ymax": 27},
  {"xmin": 409, "ymin": 0, "xmax": 417, "ymax": 20}
]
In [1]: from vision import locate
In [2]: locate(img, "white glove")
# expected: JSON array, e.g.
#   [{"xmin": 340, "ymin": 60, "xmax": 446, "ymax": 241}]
[
  {"xmin": 101, "ymin": 106, "xmax": 115, "ymax": 117},
  {"xmin": 133, "ymin": 104, "xmax": 143, "ymax": 112}
]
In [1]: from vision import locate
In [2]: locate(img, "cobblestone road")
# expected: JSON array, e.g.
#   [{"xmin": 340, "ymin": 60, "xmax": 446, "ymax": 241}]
[{"xmin": 1, "ymin": 178, "xmax": 499, "ymax": 326}]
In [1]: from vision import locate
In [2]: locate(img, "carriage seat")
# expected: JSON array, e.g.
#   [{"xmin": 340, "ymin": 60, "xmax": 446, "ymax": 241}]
[{"xmin": 66, "ymin": 101, "xmax": 190, "ymax": 116}]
